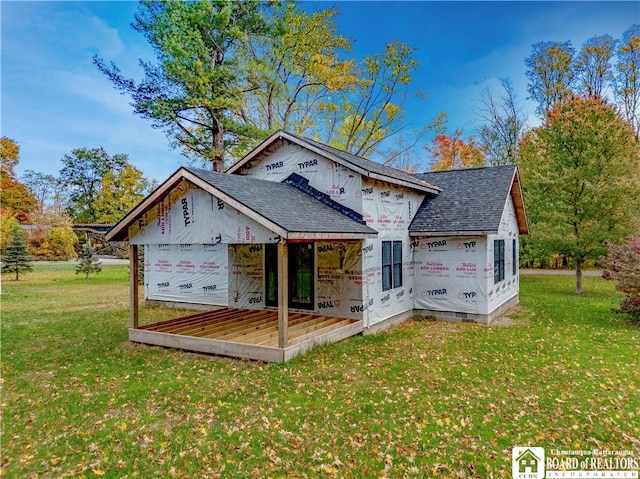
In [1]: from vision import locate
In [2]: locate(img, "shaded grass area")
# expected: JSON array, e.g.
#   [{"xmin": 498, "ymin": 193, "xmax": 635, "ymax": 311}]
[{"xmin": 1, "ymin": 265, "xmax": 638, "ymax": 478}]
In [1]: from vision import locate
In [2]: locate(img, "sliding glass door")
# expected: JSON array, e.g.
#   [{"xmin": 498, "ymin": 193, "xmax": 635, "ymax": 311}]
[{"xmin": 264, "ymin": 243, "xmax": 315, "ymax": 310}]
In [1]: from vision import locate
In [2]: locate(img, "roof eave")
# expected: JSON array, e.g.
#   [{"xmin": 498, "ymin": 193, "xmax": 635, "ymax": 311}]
[
  {"xmin": 366, "ymin": 172, "xmax": 440, "ymax": 195},
  {"xmin": 287, "ymin": 231, "xmax": 377, "ymax": 240},
  {"xmin": 511, "ymin": 168, "xmax": 529, "ymax": 235},
  {"xmin": 409, "ymin": 230, "xmax": 498, "ymax": 237}
]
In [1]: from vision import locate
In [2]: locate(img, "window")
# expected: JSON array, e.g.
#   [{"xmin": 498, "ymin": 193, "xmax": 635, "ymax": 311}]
[
  {"xmin": 393, "ymin": 241, "xmax": 403, "ymax": 288},
  {"xmin": 382, "ymin": 242, "xmax": 392, "ymax": 291},
  {"xmin": 494, "ymin": 239, "xmax": 505, "ymax": 283},
  {"xmin": 382, "ymin": 240, "xmax": 402, "ymax": 291},
  {"xmin": 512, "ymin": 239, "xmax": 517, "ymax": 276}
]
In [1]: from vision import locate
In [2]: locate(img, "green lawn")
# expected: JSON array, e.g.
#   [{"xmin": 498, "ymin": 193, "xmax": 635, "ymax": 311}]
[{"xmin": 1, "ymin": 264, "xmax": 638, "ymax": 478}]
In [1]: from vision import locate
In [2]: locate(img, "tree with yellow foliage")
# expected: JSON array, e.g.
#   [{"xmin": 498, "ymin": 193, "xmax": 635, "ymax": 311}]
[{"xmin": 0, "ymin": 137, "xmax": 37, "ymax": 222}]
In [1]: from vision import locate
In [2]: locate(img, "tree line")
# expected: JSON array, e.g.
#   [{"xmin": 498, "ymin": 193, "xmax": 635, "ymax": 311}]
[
  {"xmin": 91, "ymin": 1, "xmax": 639, "ymax": 173},
  {"xmin": 1, "ymin": 139, "xmax": 154, "ymax": 259},
  {"xmin": 432, "ymin": 25, "xmax": 640, "ymax": 170}
]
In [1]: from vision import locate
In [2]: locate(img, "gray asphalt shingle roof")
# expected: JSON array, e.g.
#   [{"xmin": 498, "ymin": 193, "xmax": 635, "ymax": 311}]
[
  {"xmin": 409, "ymin": 165, "xmax": 517, "ymax": 235},
  {"xmin": 227, "ymin": 130, "xmax": 440, "ymax": 194},
  {"xmin": 184, "ymin": 167, "xmax": 377, "ymax": 236},
  {"xmin": 295, "ymin": 134, "xmax": 440, "ymax": 193}
]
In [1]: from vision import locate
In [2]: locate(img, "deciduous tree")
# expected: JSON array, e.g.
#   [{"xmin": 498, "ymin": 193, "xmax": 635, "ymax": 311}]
[
  {"xmin": 93, "ymin": 164, "xmax": 153, "ymax": 223},
  {"xmin": 0, "ymin": 215, "xmax": 20, "ymax": 251},
  {"xmin": 0, "ymin": 137, "xmax": 19, "ymax": 177},
  {"xmin": 602, "ymin": 234, "xmax": 640, "ymax": 321},
  {"xmin": 525, "ymin": 41, "xmax": 576, "ymax": 117},
  {"xmin": 519, "ymin": 96, "xmax": 640, "ymax": 294},
  {"xmin": 0, "ymin": 137, "xmax": 37, "ymax": 222},
  {"xmin": 58, "ymin": 147, "xmax": 127, "ymax": 223},
  {"xmin": 426, "ymin": 129, "xmax": 486, "ymax": 171},
  {"xmin": 240, "ymin": 3, "xmax": 357, "ymax": 138},
  {"xmin": 381, "ymin": 112, "xmax": 447, "ymax": 173},
  {"xmin": 575, "ymin": 34, "xmax": 616, "ymax": 98},
  {"xmin": 30, "ymin": 222, "xmax": 78, "ymax": 260},
  {"xmin": 22, "ymin": 170, "xmax": 60, "ymax": 215},
  {"xmin": 322, "ymin": 40, "xmax": 422, "ymax": 158},
  {"xmin": 475, "ymin": 78, "xmax": 527, "ymax": 166},
  {"xmin": 614, "ymin": 24, "xmax": 640, "ymax": 141}
]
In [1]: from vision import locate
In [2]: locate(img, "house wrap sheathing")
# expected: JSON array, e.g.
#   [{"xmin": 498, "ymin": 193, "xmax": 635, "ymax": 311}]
[
  {"xmin": 231, "ymin": 139, "xmax": 430, "ymax": 327},
  {"xmin": 410, "ymin": 165, "xmax": 527, "ymax": 321},
  {"xmin": 108, "ymin": 130, "xmax": 528, "ymax": 341},
  {"xmin": 412, "ymin": 199, "xmax": 520, "ymax": 319}
]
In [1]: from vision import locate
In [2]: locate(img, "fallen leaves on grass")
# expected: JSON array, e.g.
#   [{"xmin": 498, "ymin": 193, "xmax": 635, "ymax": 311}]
[{"xmin": 1, "ymin": 271, "xmax": 639, "ymax": 478}]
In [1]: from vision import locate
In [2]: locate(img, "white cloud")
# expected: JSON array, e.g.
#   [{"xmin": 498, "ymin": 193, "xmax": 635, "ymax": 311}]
[
  {"xmin": 87, "ymin": 15, "xmax": 126, "ymax": 59},
  {"xmin": 52, "ymin": 70, "xmax": 133, "ymax": 116}
]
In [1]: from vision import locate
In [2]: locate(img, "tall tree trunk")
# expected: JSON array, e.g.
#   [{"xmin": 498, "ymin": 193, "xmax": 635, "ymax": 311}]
[
  {"xmin": 213, "ymin": 155, "xmax": 224, "ymax": 172},
  {"xmin": 212, "ymin": 115, "xmax": 225, "ymax": 172},
  {"xmin": 575, "ymin": 257, "xmax": 583, "ymax": 295}
]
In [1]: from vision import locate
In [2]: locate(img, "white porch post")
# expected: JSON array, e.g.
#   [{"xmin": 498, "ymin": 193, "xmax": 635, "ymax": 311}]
[
  {"xmin": 129, "ymin": 244, "xmax": 139, "ymax": 329},
  {"xmin": 277, "ymin": 241, "xmax": 288, "ymax": 348}
]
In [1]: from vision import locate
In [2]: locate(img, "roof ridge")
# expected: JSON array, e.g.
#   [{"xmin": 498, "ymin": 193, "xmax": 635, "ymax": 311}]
[
  {"xmin": 414, "ymin": 164, "xmax": 516, "ymax": 176},
  {"xmin": 228, "ymin": 130, "xmax": 440, "ymax": 193}
]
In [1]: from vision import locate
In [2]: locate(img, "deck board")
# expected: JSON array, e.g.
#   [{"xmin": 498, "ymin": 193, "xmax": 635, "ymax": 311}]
[{"xmin": 133, "ymin": 308, "xmax": 362, "ymax": 361}]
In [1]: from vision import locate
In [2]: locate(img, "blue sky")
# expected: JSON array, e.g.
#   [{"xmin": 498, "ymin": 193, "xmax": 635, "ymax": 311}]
[{"xmin": 2, "ymin": 1, "xmax": 638, "ymax": 183}]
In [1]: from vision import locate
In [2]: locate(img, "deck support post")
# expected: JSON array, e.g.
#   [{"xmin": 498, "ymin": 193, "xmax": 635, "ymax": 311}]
[
  {"xmin": 277, "ymin": 241, "xmax": 288, "ymax": 348},
  {"xmin": 129, "ymin": 244, "xmax": 139, "ymax": 329}
]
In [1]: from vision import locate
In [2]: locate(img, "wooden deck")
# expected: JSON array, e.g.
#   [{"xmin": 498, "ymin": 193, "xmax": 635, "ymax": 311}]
[{"xmin": 130, "ymin": 308, "xmax": 363, "ymax": 362}]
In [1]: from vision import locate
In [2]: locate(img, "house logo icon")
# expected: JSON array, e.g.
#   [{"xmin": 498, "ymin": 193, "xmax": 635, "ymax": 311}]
[{"xmin": 512, "ymin": 447, "xmax": 545, "ymax": 479}]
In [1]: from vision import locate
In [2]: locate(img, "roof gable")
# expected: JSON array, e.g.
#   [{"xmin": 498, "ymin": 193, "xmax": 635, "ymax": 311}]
[
  {"xmin": 106, "ymin": 167, "xmax": 377, "ymax": 242},
  {"xmin": 227, "ymin": 130, "xmax": 440, "ymax": 194},
  {"xmin": 409, "ymin": 165, "xmax": 528, "ymax": 236}
]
